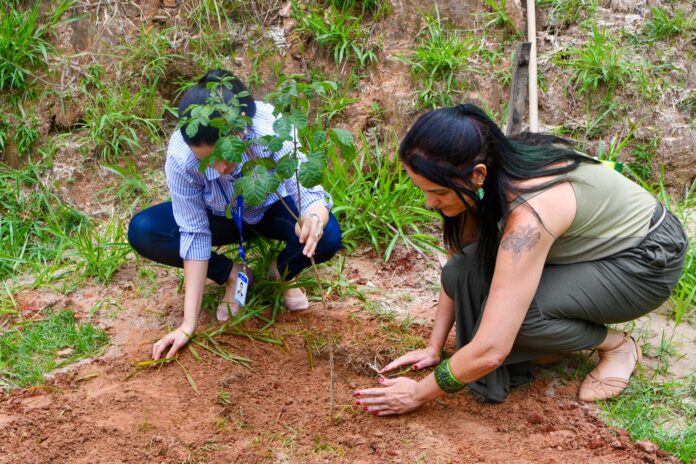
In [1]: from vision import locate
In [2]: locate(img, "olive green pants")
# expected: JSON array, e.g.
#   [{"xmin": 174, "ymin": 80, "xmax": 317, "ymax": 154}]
[{"xmin": 441, "ymin": 206, "xmax": 688, "ymax": 403}]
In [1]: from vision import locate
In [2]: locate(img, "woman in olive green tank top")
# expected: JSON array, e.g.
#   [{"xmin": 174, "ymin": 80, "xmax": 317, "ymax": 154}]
[{"xmin": 354, "ymin": 104, "xmax": 688, "ymax": 414}]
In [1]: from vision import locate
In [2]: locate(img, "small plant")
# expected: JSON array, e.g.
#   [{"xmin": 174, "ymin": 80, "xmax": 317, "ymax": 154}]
[
  {"xmin": 294, "ymin": 4, "xmax": 378, "ymax": 69},
  {"xmin": 328, "ymin": 0, "xmax": 391, "ymax": 19},
  {"xmin": 644, "ymin": 7, "xmax": 694, "ymax": 42},
  {"xmin": 100, "ymin": 159, "xmax": 154, "ymax": 207},
  {"xmin": 13, "ymin": 108, "xmax": 40, "ymax": 156},
  {"xmin": 481, "ymin": 0, "xmax": 521, "ymax": 38},
  {"xmin": 70, "ymin": 215, "xmax": 131, "ymax": 284},
  {"xmin": 78, "ymin": 66, "xmax": 161, "ymax": 161},
  {"xmin": 537, "ymin": 0, "xmax": 598, "ymax": 29},
  {"xmin": 394, "ymin": 7, "xmax": 480, "ymax": 108},
  {"xmin": 553, "ymin": 26, "xmax": 637, "ymax": 103},
  {"xmin": 122, "ymin": 26, "xmax": 180, "ymax": 86},
  {"xmin": 0, "ymin": 0, "xmax": 74, "ymax": 91}
]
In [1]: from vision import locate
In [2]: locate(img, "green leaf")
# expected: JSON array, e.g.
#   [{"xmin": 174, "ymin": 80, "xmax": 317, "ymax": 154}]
[
  {"xmin": 212, "ymin": 136, "xmax": 246, "ymax": 164},
  {"xmin": 276, "ymin": 154, "xmax": 298, "ymax": 179},
  {"xmin": 330, "ymin": 128, "xmax": 353, "ymax": 146},
  {"xmin": 185, "ymin": 120, "xmax": 200, "ymax": 138},
  {"xmin": 235, "ymin": 165, "xmax": 280, "ymax": 206},
  {"xmin": 273, "ymin": 116, "xmax": 293, "ymax": 138},
  {"xmin": 298, "ymin": 151, "xmax": 326, "ymax": 188},
  {"xmin": 288, "ymin": 109, "xmax": 308, "ymax": 130}
]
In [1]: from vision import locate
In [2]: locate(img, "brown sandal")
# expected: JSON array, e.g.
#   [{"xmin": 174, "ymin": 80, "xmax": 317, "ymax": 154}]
[{"xmin": 578, "ymin": 333, "xmax": 642, "ymax": 402}]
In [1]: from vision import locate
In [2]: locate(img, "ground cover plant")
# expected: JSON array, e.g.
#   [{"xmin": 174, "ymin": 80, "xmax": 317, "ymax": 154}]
[{"xmin": 0, "ymin": 0, "xmax": 693, "ymax": 462}]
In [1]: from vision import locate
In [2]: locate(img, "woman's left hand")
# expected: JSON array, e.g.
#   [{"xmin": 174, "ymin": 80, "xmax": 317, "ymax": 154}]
[
  {"xmin": 295, "ymin": 212, "xmax": 325, "ymax": 257},
  {"xmin": 354, "ymin": 377, "xmax": 423, "ymax": 416}
]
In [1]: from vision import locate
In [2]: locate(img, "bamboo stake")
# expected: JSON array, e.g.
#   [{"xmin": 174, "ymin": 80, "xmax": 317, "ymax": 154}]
[{"xmin": 527, "ymin": 0, "xmax": 538, "ymax": 132}]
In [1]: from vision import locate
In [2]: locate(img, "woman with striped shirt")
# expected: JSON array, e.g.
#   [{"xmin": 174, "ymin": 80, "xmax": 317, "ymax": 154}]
[{"xmin": 128, "ymin": 70, "xmax": 342, "ymax": 360}]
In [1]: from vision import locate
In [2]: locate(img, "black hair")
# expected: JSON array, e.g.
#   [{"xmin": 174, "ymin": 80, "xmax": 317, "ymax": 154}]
[
  {"xmin": 178, "ymin": 69, "xmax": 256, "ymax": 146},
  {"xmin": 399, "ymin": 104, "xmax": 598, "ymax": 282}
]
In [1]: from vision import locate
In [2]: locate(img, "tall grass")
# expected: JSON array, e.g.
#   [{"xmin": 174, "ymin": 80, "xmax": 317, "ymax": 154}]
[
  {"xmin": 394, "ymin": 7, "xmax": 480, "ymax": 109},
  {"xmin": 325, "ymin": 132, "xmax": 441, "ymax": 261},
  {"xmin": 0, "ymin": 0, "xmax": 74, "ymax": 91}
]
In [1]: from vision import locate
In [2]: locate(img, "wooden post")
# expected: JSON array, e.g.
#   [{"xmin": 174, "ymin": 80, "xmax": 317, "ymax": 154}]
[{"xmin": 505, "ymin": 42, "xmax": 531, "ymax": 136}]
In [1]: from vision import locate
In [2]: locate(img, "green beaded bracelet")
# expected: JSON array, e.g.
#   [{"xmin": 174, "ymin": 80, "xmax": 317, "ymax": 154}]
[{"xmin": 434, "ymin": 358, "xmax": 466, "ymax": 393}]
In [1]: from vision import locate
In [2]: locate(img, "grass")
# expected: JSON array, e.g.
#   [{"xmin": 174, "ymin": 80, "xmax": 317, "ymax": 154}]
[
  {"xmin": 554, "ymin": 26, "xmax": 637, "ymax": 104},
  {"xmin": 78, "ymin": 65, "xmax": 161, "ymax": 162},
  {"xmin": 481, "ymin": 0, "xmax": 522, "ymax": 38},
  {"xmin": 537, "ymin": 0, "xmax": 598, "ymax": 29},
  {"xmin": 644, "ymin": 7, "xmax": 694, "ymax": 42},
  {"xmin": 69, "ymin": 215, "xmax": 131, "ymax": 285},
  {"xmin": 599, "ymin": 374, "xmax": 695, "ymax": 462},
  {"xmin": 0, "ymin": 309, "xmax": 109, "ymax": 390},
  {"xmin": 325, "ymin": 132, "xmax": 441, "ymax": 261},
  {"xmin": 0, "ymin": 0, "xmax": 73, "ymax": 91},
  {"xmin": 294, "ymin": 4, "xmax": 378, "ymax": 69},
  {"xmin": 0, "ymin": 162, "xmax": 87, "ymax": 282},
  {"xmin": 394, "ymin": 7, "xmax": 480, "ymax": 109}
]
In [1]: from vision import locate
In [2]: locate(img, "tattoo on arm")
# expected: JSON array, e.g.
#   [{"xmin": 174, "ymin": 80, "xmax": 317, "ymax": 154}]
[{"xmin": 500, "ymin": 224, "xmax": 541, "ymax": 264}]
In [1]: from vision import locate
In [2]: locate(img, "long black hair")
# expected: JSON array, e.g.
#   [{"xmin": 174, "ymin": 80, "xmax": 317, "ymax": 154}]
[
  {"xmin": 178, "ymin": 69, "xmax": 256, "ymax": 146},
  {"xmin": 399, "ymin": 104, "xmax": 598, "ymax": 282}
]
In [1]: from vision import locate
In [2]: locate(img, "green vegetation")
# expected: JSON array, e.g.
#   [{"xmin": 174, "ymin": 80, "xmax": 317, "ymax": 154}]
[
  {"xmin": 537, "ymin": 0, "xmax": 598, "ymax": 28},
  {"xmin": 644, "ymin": 7, "xmax": 694, "ymax": 42},
  {"xmin": 0, "ymin": 309, "xmax": 109, "ymax": 390},
  {"xmin": 395, "ymin": 8, "xmax": 480, "ymax": 108},
  {"xmin": 325, "ymin": 133, "xmax": 441, "ymax": 260},
  {"xmin": 294, "ymin": 4, "xmax": 378, "ymax": 69},
  {"xmin": 554, "ymin": 26, "xmax": 637, "ymax": 103},
  {"xmin": 481, "ymin": 0, "xmax": 521, "ymax": 38},
  {"xmin": 0, "ymin": 0, "xmax": 73, "ymax": 91}
]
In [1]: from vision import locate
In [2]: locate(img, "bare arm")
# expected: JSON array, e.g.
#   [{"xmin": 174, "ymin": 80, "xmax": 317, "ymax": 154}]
[
  {"xmin": 380, "ymin": 288, "xmax": 455, "ymax": 373},
  {"xmin": 152, "ymin": 259, "xmax": 208, "ymax": 359}
]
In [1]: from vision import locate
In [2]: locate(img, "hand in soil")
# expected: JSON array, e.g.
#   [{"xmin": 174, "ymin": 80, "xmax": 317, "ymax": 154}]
[
  {"xmin": 379, "ymin": 346, "xmax": 441, "ymax": 373},
  {"xmin": 354, "ymin": 377, "xmax": 422, "ymax": 416},
  {"xmin": 152, "ymin": 326, "xmax": 192, "ymax": 360}
]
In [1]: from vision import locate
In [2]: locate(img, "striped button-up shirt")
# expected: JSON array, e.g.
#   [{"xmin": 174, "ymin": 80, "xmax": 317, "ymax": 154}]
[{"xmin": 165, "ymin": 101, "xmax": 333, "ymax": 261}]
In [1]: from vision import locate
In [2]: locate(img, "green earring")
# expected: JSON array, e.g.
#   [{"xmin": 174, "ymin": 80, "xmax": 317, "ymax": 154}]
[{"xmin": 476, "ymin": 187, "xmax": 485, "ymax": 200}]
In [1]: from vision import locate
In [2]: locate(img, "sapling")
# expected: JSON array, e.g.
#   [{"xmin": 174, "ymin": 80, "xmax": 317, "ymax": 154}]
[{"xmin": 178, "ymin": 74, "xmax": 355, "ymax": 419}]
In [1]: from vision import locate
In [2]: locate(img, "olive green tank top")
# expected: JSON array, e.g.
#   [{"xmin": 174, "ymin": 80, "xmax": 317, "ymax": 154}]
[{"xmin": 513, "ymin": 162, "xmax": 657, "ymax": 264}]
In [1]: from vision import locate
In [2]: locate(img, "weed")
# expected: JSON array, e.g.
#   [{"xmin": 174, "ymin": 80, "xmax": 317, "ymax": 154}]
[
  {"xmin": 481, "ymin": 0, "xmax": 522, "ymax": 38},
  {"xmin": 14, "ymin": 112, "xmax": 39, "ymax": 156},
  {"xmin": 394, "ymin": 7, "xmax": 480, "ymax": 109},
  {"xmin": 122, "ymin": 26, "xmax": 180, "ymax": 86},
  {"xmin": 99, "ymin": 159, "xmax": 153, "ymax": 207},
  {"xmin": 294, "ymin": 4, "xmax": 378, "ymax": 69},
  {"xmin": 328, "ymin": 0, "xmax": 391, "ymax": 19},
  {"xmin": 0, "ymin": 163, "xmax": 86, "ymax": 281},
  {"xmin": 644, "ymin": 7, "xmax": 694, "ymax": 42},
  {"xmin": 537, "ymin": 0, "xmax": 598, "ymax": 29},
  {"xmin": 70, "ymin": 215, "xmax": 131, "ymax": 284},
  {"xmin": 0, "ymin": 0, "xmax": 74, "ymax": 91},
  {"xmin": 325, "ymin": 132, "xmax": 441, "ymax": 261},
  {"xmin": 320, "ymin": 89, "xmax": 359, "ymax": 125},
  {"xmin": 553, "ymin": 25, "xmax": 637, "ymax": 102},
  {"xmin": 0, "ymin": 309, "xmax": 109, "ymax": 390},
  {"xmin": 626, "ymin": 139, "xmax": 658, "ymax": 186},
  {"xmin": 78, "ymin": 66, "xmax": 161, "ymax": 161}
]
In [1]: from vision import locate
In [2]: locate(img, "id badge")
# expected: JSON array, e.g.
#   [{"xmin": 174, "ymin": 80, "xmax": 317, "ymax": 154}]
[{"xmin": 234, "ymin": 271, "xmax": 249, "ymax": 306}]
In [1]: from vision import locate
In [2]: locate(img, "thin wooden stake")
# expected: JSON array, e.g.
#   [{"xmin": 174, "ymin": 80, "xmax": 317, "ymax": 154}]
[{"xmin": 526, "ymin": 0, "xmax": 538, "ymax": 132}]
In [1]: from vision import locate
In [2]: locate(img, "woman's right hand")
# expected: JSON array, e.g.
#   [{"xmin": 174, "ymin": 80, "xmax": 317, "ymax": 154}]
[
  {"xmin": 152, "ymin": 325, "xmax": 194, "ymax": 360},
  {"xmin": 379, "ymin": 345, "xmax": 442, "ymax": 373}
]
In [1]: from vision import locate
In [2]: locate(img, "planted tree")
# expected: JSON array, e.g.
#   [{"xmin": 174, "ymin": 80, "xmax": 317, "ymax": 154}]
[{"xmin": 177, "ymin": 74, "xmax": 355, "ymax": 418}]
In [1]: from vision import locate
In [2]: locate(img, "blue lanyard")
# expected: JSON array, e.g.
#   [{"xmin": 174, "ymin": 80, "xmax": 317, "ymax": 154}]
[{"xmin": 215, "ymin": 178, "xmax": 247, "ymax": 265}]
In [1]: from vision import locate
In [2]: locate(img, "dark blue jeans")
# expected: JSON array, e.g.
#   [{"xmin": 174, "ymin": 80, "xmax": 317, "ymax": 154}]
[{"xmin": 127, "ymin": 196, "xmax": 342, "ymax": 285}]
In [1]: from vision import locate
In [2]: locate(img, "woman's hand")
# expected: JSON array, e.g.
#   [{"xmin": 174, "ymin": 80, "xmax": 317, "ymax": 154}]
[
  {"xmin": 354, "ymin": 377, "xmax": 423, "ymax": 416},
  {"xmin": 379, "ymin": 345, "xmax": 441, "ymax": 373},
  {"xmin": 152, "ymin": 325, "xmax": 193, "ymax": 360},
  {"xmin": 295, "ymin": 209, "xmax": 327, "ymax": 257}
]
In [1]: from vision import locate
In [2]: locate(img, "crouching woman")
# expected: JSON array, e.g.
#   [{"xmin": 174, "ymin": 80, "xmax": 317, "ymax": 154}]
[
  {"xmin": 355, "ymin": 104, "xmax": 687, "ymax": 414},
  {"xmin": 127, "ymin": 70, "xmax": 342, "ymax": 359}
]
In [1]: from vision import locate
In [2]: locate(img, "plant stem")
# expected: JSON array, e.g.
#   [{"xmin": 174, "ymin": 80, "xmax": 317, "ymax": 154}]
[{"xmin": 310, "ymin": 255, "xmax": 335, "ymax": 420}]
